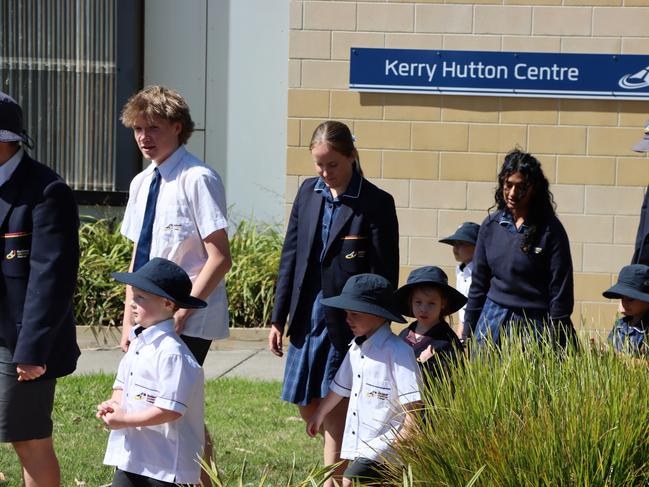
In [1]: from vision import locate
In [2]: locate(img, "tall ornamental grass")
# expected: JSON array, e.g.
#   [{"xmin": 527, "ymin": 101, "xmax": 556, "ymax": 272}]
[
  {"xmin": 391, "ymin": 337, "xmax": 649, "ymax": 486},
  {"xmin": 226, "ymin": 219, "xmax": 282, "ymax": 327}
]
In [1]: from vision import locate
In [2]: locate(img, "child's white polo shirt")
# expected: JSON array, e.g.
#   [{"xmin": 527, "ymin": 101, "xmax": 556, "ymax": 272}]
[
  {"xmin": 103, "ymin": 319, "xmax": 205, "ymax": 484},
  {"xmin": 456, "ymin": 260, "xmax": 473, "ymax": 324},
  {"xmin": 330, "ymin": 322, "xmax": 421, "ymax": 462},
  {"xmin": 121, "ymin": 145, "xmax": 229, "ymax": 340}
]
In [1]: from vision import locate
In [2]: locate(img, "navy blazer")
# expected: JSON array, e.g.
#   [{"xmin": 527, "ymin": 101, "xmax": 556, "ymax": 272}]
[
  {"xmin": 0, "ymin": 154, "xmax": 80, "ymax": 379},
  {"xmin": 633, "ymin": 186, "xmax": 649, "ymax": 265},
  {"xmin": 272, "ymin": 176, "xmax": 399, "ymax": 351}
]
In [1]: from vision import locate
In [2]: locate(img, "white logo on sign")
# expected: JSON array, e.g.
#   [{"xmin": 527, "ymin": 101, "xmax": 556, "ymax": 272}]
[{"xmin": 619, "ymin": 66, "xmax": 649, "ymax": 89}]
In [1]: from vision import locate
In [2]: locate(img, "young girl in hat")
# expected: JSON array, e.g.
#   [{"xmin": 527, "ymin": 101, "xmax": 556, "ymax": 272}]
[
  {"xmin": 395, "ymin": 266, "xmax": 466, "ymax": 380},
  {"xmin": 604, "ymin": 264, "xmax": 649, "ymax": 357}
]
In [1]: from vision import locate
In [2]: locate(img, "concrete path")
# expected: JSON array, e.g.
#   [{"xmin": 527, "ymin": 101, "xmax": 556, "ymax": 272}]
[{"xmin": 74, "ymin": 328, "xmax": 285, "ymax": 381}]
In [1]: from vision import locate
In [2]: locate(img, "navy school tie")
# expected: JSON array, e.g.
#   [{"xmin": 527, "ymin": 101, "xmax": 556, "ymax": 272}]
[{"xmin": 133, "ymin": 167, "xmax": 161, "ymax": 271}]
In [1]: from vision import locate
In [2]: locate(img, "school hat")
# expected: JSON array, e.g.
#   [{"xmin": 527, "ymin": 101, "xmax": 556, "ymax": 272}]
[
  {"xmin": 632, "ymin": 119, "xmax": 649, "ymax": 153},
  {"xmin": 0, "ymin": 92, "xmax": 32, "ymax": 147},
  {"xmin": 603, "ymin": 264, "xmax": 649, "ymax": 303},
  {"xmin": 395, "ymin": 266, "xmax": 468, "ymax": 317},
  {"xmin": 321, "ymin": 273, "xmax": 406, "ymax": 323},
  {"xmin": 439, "ymin": 222, "xmax": 480, "ymax": 246},
  {"xmin": 112, "ymin": 257, "xmax": 207, "ymax": 309}
]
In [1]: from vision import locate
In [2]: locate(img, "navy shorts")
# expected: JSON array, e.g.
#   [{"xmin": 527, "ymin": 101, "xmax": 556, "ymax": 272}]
[
  {"xmin": 343, "ymin": 457, "xmax": 387, "ymax": 485},
  {"xmin": 0, "ymin": 343, "xmax": 56, "ymax": 442},
  {"xmin": 180, "ymin": 335, "xmax": 212, "ymax": 366},
  {"xmin": 112, "ymin": 468, "xmax": 177, "ymax": 487}
]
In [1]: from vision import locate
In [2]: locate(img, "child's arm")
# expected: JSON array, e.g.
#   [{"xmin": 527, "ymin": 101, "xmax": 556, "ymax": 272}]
[
  {"xmin": 174, "ymin": 229, "xmax": 232, "ymax": 334},
  {"xmin": 396, "ymin": 400, "xmax": 423, "ymax": 444},
  {"xmin": 99, "ymin": 401, "xmax": 181, "ymax": 430},
  {"xmin": 306, "ymin": 390, "xmax": 344, "ymax": 437},
  {"xmin": 120, "ymin": 245, "xmax": 137, "ymax": 352}
]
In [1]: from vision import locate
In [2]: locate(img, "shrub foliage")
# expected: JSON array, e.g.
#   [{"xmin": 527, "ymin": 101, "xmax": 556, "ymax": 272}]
[
  {"xmin": 391, "ymin": 338, "xmax": 649, "ymax": 486},
  {"xmin": 225, "ymin": 219, "xmax": 282, "ymax": 327},
  {"xmin": 74, "ymin": 217, "xmax": 282, "ymax": 328},
  {"xmin": 74, "ymin": 218, "xmax": 132, "ymax": 328}
]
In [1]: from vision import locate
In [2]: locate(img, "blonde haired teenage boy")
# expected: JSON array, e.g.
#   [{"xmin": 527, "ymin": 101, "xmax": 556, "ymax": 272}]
[{"xmin": 119, "ymin": 85, "xmax": 232, "ymax": 486}]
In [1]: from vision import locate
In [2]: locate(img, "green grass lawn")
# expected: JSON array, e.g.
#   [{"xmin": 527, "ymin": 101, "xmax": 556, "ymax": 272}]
[{"xmin": 0, "ymin": 375, "xmax": 321, "ymax": 486}]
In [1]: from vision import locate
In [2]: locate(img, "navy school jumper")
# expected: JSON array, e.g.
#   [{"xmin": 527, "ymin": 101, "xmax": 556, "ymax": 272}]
[{"xmin": 464, "ymin": 210, "xmax": 574, "ymax": 332}]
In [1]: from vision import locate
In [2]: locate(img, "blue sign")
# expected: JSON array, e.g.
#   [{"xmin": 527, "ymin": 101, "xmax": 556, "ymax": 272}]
[{"xmin": 349, "ymin": 48, "xmax": 649, "ymax": 100}]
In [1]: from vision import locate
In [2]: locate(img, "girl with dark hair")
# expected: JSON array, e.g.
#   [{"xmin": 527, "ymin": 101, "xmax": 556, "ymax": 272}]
[
  {"xmin": 464, "ymin": 149, "xmax": 576, "ymax": 348},
  {"xmin": 268, "ymin": 121, "xmax": 399, "ymax": 485}
]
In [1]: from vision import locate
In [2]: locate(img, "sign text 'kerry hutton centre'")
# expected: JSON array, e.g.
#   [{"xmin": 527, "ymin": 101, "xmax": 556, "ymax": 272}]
[{"xmin": 349, "ymin": 48, "xmax": 649, "ymax": 100}]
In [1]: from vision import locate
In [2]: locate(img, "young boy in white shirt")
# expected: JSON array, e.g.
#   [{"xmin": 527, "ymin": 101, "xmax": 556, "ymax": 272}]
[
  {"xmin": 307, "ymin": 274, "xmax": 422, "ymax": 486},
  {"xmin": 97, "ymin": 258, "xmax": 206, "ymax": 486},
  {"xmin": 439, "ymin": 222, "xmax": 480, "ymax": 341}
]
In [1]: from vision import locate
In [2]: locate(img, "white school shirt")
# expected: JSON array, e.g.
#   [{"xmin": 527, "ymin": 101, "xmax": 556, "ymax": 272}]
[
  {"xmin": 121, "ymin": 145, "xmax": 229, "ymax": 339},
  {"xmin": 456, "ymin": 261, "xmax": 473, "ymax": 325},
  {"xmin": 103, "ymin": 319, "xmax": 205, "ymax": 484},
  {"xmin": 330, "ymin": 323, "xmax": 421, "ymax": 462}
]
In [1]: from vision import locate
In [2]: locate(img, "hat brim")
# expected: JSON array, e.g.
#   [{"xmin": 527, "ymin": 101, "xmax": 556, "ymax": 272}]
[
  {"xmin": 394, "ymin": 282, "xmax": 468, "ymax": 317},
  {"xmin": 439, "ymin": 236, "xmax": 475, "ymax": 245},
  {"xmin": 632, "ymin": 138, "xmax": 649, "ymax": 153},
  {"xmin": 0, "ymin": 129, "xmax": 25, "ymax": 144},
  {"xmin": 112, "ymin": 272, "xmax": 207, "ymax": 309},
  {"xmin": 439, "ymin": 231, "xmax": 477, "ymax": 246},
  {"xmin": 603, "ymin": 282, "xmax": 649, "ymax": 303},
  {"xmin": 320, "ymin": 295, "xmax": 406, "ymax": 323}
]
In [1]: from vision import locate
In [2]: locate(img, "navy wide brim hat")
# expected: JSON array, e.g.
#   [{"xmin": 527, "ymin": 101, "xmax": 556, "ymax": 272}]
[
  {"xmin": 112, "ymin": 258, "xmax": 207, "ymax": 309},
  {"xmin": 0, "ymin": 91, "xmax": 32, "ymax": 147},
  {"xmin": 603, "ymin": 264, "xmax": 649, "ymax": 302},
  {"xmin": 395, "ymin": 266, "xmax": 468, "ymax": 317},
  {"xmin": 439, "ymin": 222, "xmax": 480, "ymax": 246},
  {"xmin": 321, "ymin": 273, "xmax": 406, "ymax": 323},
  {"xmin": 632, "ymin": 119, "xmax": 649, "ymax": 152}
]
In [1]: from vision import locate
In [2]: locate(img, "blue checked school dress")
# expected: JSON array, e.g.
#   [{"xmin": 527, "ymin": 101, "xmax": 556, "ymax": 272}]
[
  {"xmin": 608, "ymin": 315, "xmax": 648, "ymax": 357},
  {"xmin": 280, "ymin": 180, "xmax": 349, "ymax": 406}
]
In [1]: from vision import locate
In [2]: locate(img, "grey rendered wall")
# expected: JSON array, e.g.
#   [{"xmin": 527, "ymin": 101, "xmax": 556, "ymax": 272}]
[{"xmin": 143, "ymin": 0, "xmax": 288, "ymax": 224}]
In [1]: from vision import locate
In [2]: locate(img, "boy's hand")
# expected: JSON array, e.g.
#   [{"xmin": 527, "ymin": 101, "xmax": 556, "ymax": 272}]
[
  {"xmin": 96, "ymin": 400, "xmax": 119, "ymax": 419},
  {"xmin": 306, "ymin": 413, "xmax": 323, "ymax": 437},
  {"xmin": 100, "ymin": 404, "xmax": 127, "ymax": 429},
  {"xmin": 419, "ymin": 345, "xmax": 435, "ymax": 363},
  {"xmin": 16, "ymin": 364, "xmax": 46, "ymax": 381},
  {"xmin": 174, "ymin": 308, "xmax": 194, "ymax": 335}
]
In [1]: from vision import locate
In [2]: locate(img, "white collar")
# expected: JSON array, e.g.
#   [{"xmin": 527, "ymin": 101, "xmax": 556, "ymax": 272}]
[
  {"xmin": 349, "ymin": 321, "xmax": 391, "ymax": 349},
  {"xmin": 130, "ymin": 318, "xmax": 175, "ymax": 344},
  {"xmin": 0, "ymin": 147, "xmax": 24, "ymax": 187},
  {"xmin": 144, "ymin": 145, "xmax": 187, "ymax": 180}
]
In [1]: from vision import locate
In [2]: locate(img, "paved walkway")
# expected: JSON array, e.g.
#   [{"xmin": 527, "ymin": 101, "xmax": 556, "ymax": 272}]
[{"xmin": 74, "ymin": 328, "xmax": 285, "ymax": 381}]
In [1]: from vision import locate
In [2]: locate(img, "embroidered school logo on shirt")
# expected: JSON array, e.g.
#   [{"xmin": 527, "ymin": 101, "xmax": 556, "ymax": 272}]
[
  {"xmin": 134, "ymin": 392, "xmax": 156, "ymax": 404},
  {"xmin": 162, "ymin": 223, "xmax": 184, "ymax": 232},
  {"xmin": 367, "ymin": 390, "xmax": 389, "ymax": 401}
]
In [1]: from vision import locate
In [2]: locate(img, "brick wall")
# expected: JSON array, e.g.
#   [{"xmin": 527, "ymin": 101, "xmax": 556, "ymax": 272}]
[{"xmin": 287, "ymin": 0, "xmax": 649, "ymax": 332}]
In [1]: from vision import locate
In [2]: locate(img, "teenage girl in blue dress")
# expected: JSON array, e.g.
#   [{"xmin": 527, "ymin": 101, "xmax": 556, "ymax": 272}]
[{"xmin": 268, "ymin": 121, "xmax": 399, "ymax": 484}]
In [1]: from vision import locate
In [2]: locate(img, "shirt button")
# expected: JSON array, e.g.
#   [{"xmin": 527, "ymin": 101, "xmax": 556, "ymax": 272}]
[
  {"xmin": 357, "ymin": 374, "xmax": 360, "ymax": 378},
  {"xmin": 352, "ymin": 431, "xmax": 355, "ymax": 435},
  {"xmin": 354, "ymin": 393, "xmax": 358, "ymax": 397},
  {"xmin": 361, "ymin": 355, "xmax": 364, "ymax": 359},
  {"xmin": 353, "ymin": 412, "xmax": 356, "ymax": 416}
]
